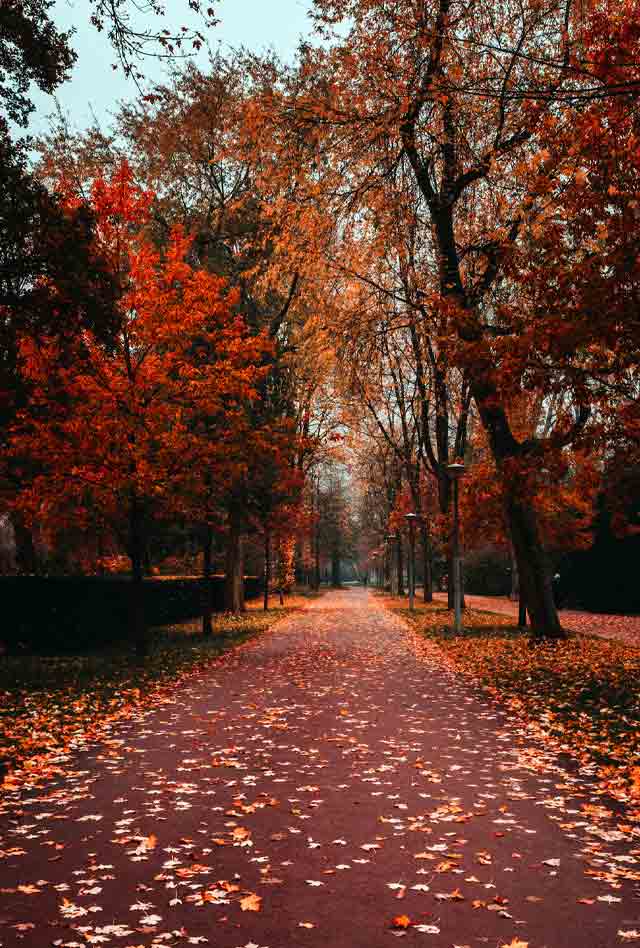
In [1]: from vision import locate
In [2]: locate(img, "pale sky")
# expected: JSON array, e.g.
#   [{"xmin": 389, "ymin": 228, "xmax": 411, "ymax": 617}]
[{"xmin": 27, "ymin": 0, "xmax": 314, "ymax": 136}]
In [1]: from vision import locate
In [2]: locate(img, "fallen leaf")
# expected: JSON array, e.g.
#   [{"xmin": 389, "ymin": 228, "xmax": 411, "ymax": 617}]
[{"xmin": 240, "ymin": 894, "xmax": 262, "ymax": 912}]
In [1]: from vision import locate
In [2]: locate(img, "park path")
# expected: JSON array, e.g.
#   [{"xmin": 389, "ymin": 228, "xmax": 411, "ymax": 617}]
[
  {"xmin": 1, "ymin": 589, "xmax": 640, "ymax": 948},
  {"xmin": 431, "ymin": 591, "xmax": 640, "ymax": 646}
]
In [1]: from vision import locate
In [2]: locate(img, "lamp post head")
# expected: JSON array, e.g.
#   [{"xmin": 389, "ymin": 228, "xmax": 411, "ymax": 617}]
[
  {"xmin": 405, "ymin": 512, "xmax": 420, "ymax": 535},
  {"xmin": 446, "ymin": 462, "xmax": 466, "ymax": 480}
]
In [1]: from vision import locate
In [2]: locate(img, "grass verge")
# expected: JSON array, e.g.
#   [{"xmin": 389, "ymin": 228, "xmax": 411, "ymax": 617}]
[
  {"xmin": 383, "ymin": 594, "xmax": 640, "ymax": 802},
  {"xmin": 0, "ymin": 592, "xmax": 319, "ymax": 790}
]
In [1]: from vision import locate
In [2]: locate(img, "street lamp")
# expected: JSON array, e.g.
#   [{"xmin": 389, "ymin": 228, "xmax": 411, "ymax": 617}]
[
  {"xmin": 447, "ymin": 462, "xmax": 466, "ymax": 633},
  {"xmin": 404, "ymin": 513, "xmax": 420, "ymax": 611}
]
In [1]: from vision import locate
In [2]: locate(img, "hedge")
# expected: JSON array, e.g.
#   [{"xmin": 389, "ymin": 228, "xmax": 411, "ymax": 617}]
[{"xmin": 1, "ymin": 575, "xmax": 263, "ymax": 653}]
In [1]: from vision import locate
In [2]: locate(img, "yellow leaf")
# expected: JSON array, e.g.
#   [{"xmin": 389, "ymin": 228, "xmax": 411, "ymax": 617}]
[{"xmin": 240, "ymin": 893, "xmax": 262, "ymax": 912}]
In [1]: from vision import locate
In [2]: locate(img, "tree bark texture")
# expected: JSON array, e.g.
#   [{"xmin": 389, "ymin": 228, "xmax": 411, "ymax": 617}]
[
  {"xmin": 313, "ymin": 520, "xmax": 321, "ymax": 590},
  {"xmin": 510, "ymin": 544, "xmax": 520, "ymax": 602},
  {"xmin": 331, "ymin": 548, "xmax": 341, "ymax": 587},
  {"xmin": 13, "ymin": 511, "xmax": 38, "ymax": 575},
  {"xmin": 421, "ymin": 524, "xmax": 432, "ymax": 602},
  {"xmin": 224, "ymin": 518, "xmax": 245, "ymax": 613},
  {"xmin": 263, "ymin": 529, "xmax": 271, "ymax": 610},
  {"xmin": 202, "ymin": 525, "xmax": 213, "ymax": 637},
  {"xmin": 506, "ymin": 494, "xmax": 564, "ymax": 638},
  {"xmin": 518, "ymin": 590, "xmax": 528, "ymax": 629}
]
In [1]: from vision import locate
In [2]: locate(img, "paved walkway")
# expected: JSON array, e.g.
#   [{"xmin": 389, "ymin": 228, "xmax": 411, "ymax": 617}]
[
  {"xmin": 1, "ymin": 589, "xmax": 639, "ymax": 948},
  {"xmin": 430, "ymin": 592, "xmax": 640, "ymax": 646}
]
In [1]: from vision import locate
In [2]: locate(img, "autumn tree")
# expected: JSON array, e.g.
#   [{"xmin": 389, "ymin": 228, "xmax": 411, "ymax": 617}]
[
  {"xmin": 36, "ymin": 53, "xmax": 338, "ymax": 610},
  {"xmin": 254, "ymin": 0, "xmax": 640, "ymax": 636},
  {"xmin": 11, "ymin": 163, "xmax": 266, "ymax": 654}
]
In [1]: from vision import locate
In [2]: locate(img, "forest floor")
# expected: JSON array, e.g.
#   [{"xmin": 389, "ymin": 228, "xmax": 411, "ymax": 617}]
[{"xmin": 1, "ymin": 588, "xmax": 640, "ymax": 948}]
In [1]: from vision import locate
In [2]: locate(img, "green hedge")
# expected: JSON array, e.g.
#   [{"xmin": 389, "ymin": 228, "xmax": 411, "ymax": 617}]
[{"xmin": 1, "ymin": 575, "xmax": 263, "ymax": 653}]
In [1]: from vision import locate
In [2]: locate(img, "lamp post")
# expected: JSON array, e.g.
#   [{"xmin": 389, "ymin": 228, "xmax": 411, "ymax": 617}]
[
  {"xmin": 447, "ymin": 463, "xmax": 466, "ymax": 633},
  {"xmin": 404, "ymin": 513, "xmax": 419, "ymax": 611}
]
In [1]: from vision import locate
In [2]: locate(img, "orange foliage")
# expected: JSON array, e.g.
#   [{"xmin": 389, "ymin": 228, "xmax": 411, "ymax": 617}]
[{"xmin": 10, "ymin": 162, "xmax": 269, "ymax": 543}]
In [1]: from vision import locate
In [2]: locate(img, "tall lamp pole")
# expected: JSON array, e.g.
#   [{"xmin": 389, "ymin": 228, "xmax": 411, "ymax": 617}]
[
  {"xmin": 405, "ymin": 513, "xmax": 419, "ymax": 611},
  {"xmin": 447, "ymin": 463, "xmax": 466, "ymax": 633}
]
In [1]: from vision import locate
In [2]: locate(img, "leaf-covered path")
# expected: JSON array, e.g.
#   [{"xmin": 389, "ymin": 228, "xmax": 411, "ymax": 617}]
[{"xmin": 1, "ymin": 589, "xmax": 639, "ymax": 948}]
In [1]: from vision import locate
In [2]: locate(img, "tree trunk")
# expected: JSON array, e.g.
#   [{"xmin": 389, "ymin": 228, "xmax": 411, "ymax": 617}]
[
  {"xmin": 202, "ymin": 525, "xmax": 213, "ymax": 637},
  {"xmin": 518, "ymin": 590, "xmax": 528, "ymax": 629},
  {"xmin": 263, "ymin": 529, "xmax": 271, "ymax": 610},
  {"xmin": 506, "ymin": 495, "xmax": 564, "ymax": 638},
  {"xmin": 420, "ymin": 524, "xmax": 432, "ymax": 602},
  {"xmin": 13, "ymin": 511, "xmax": 38, "ymax": 575},
  {"xmin": 313, "ymin": 525, "xmax": 321, "ymax": 590},
  {"xmin": 331, "ymin": 549, "xmax": 341, "ymax": 587},
  {"xmin": 129, "ymin": 492, "xmax": 149, "ymax": 659},
  {"xmin": 397, "ymin": 537, "xmax": 404, "ymax": 596},
  {"xmin": 224, "ymin": 517, "xmax": 245, "ymax": 613},
  {"xmin": 510, "ymin": 544, "xmax": 519, "ymax": 601}
]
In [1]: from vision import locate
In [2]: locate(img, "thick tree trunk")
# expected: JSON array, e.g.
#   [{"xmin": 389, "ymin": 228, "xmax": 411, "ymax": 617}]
[
  {"xmin": 421, "ymin": 524, "xmax": 432, "ymax": 602},
  {"xmin": 263, "ymin": 529, "xmax": 271, "ymax": 611},
  {"xmin": 397, "ymin": 538, "xmax": 404, "ymax": 596},
  {"xmin": 129, "ymin": 493, "xmax": 149, "ymax": 659},
  {"xmin": 506, "ymin": 495, "xmax": 564, "ymax": 638},
  {"xmin": 510, "ymin": 544, "xmax": 519, "ymax": 601},
  {"xmin": 313, "ymin": 525, "xmax": 321, "ymax": 590},
  {"xmin": 331, "ymin": 549, "xmax": 340, "ymax": 587},
  {"xmin": 518, "ymin": 590, "xmax": 528, "ymax": 629},
  {"xmin": 13, "ymin": 511, "xmax": 38, "ymax": 575},
  {"xmin": 224, "ymin": 518, "xmax": 245, "ymax": 613},
  {"xmin": 202, "ymin": 525, "xmax": 213, "ymax": 637}
]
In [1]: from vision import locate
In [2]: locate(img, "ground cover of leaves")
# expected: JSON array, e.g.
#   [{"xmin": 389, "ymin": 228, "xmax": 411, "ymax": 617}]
[
  {"xmin": 387, "ymin": 595, "xmax": 640, "ymax": 803},
  {"xmin": 2, "ymin": 587, "xmax": 640, "ymax": 948},
  {"xmin": 430, "ymin": 591, "xmax": 640, "ymax": 647},
  {"xmin": 0, "ymin": 596, "xmax": 312, "ymax": 789}
]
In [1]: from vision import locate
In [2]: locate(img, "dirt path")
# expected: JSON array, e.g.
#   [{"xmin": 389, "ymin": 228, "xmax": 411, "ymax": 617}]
[
  {"xmin": 1, "ymin": 589, "xmax": 639, "ymax": 948},
  {"xmin": 431, "ymin": 591, "xmax": 640, "ymax": 646}
]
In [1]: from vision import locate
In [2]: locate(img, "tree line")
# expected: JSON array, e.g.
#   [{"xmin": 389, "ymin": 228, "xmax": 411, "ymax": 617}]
[{"xmin": 1, "ymin": 0, "xmax": 639, "ymax": 645}]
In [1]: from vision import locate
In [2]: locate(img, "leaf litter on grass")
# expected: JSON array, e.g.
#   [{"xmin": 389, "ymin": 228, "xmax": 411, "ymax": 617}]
[{"xmin": 390, "ymin": 595, "xmax": 640, "ymax": 804}]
